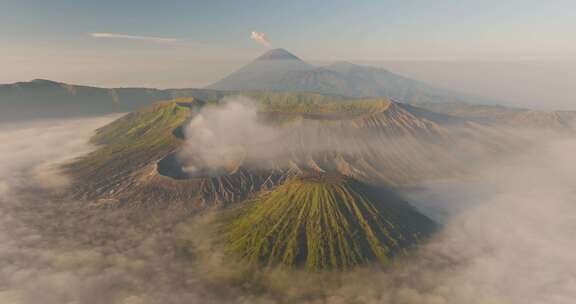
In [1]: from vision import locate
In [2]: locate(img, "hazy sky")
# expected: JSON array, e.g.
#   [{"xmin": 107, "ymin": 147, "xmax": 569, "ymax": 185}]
[{"xmin": 2, "ymin": 0, "xmax": 576, "ymax": 109}]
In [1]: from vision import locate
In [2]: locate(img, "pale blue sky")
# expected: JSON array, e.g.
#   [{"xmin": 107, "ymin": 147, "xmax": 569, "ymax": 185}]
[{"xmin": 1, "ymin": 0, "xmax": 576, "ymax": 108}]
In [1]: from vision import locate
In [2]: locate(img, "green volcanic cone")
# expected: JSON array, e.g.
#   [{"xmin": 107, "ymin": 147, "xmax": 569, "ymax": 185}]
[{"xmin": 223, "ymin": 173, "xmax": 437, "ymax": 271}]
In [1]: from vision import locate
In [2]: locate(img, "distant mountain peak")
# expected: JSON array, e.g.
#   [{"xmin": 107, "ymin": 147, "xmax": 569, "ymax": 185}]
[
  {"xmin": 30, "ymin": 79, "xmax": 61, "ymax": 85},
  {"xmin": 329, "ymin": 61, "xmax": 357, "ymax": 68},
  {"xmin": 256, "ymin": 48, "xmax": 302, "ymax": 61},
  {"xmin": 206, "ymin": 48, "xmax": 312, "ymax": 90}
]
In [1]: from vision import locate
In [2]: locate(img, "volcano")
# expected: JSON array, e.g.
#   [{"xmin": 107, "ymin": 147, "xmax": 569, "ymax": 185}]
[
  {"xmin": 223, "ymin": 173, "xmax": 437, "ymax": 271},
  {"xmin": 206, "ymin": 48, "xmax": 314, "ymax": 91},
  {"xmin": 63, "ymin": 94, "xmax": 513, "ymax": 270},
  {"xmin": 207, "ymin": 48, "xmax": 503, "ymax": 107}
]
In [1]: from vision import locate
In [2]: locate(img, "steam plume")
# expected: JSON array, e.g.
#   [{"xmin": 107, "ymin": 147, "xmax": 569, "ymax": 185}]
[{"xmin": 250, "ymin": 31, "xmax": 272, "ymax": 48}]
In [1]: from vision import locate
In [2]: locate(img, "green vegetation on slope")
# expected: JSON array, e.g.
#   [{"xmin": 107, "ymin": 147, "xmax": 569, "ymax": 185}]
[
  {"xmin": 238, "ymin": 90, "xmax": 344, "ymax": 109},
  {"xmin": 257, "ymin": 97, "xmax": 391, "ymax": 117},
  {"xmin": 65, "ymin": 99, "xmax": 194, "ymax": 198},
  {"xmin": 90, "ymin": 98, "xmax": 196, "ymax": 145},
  {"xmin": 222, "ymin": 173, "xmax": 437, "ymax": 271}
]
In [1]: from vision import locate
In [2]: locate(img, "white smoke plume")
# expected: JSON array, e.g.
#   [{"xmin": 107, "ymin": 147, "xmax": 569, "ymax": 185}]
[
  {"xmin": 250, "ymin": 31, "xmax": 272, "ymax": 48},
  {"xmin": 178, "ymin": 97, "xmax": 282, "ymax": 173}
]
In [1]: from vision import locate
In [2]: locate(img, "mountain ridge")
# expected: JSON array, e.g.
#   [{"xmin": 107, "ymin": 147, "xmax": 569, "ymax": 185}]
[
  {"xmin": 3, "ymin": 46, "xmax": 576, "ymax": 131},
  {"xmin": 2, "ymin": 77, "xmax": 576, "ymax": 132},
  {"xmin": 207, "ymin": 49, "xmax": 513, "ymax": 108}
]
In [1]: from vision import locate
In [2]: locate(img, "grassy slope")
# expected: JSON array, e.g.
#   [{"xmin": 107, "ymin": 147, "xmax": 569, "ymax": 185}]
[
  {"xmin": 65, "ymin": 99, "xmax": 193, "ymax": 197},
  {"xmin": 223, "ymin": 174, "xmax": 436, "ymax": 271},
  {"xmin": 258, "ymin": 97, "xmax": 391, "ymax": 116}
]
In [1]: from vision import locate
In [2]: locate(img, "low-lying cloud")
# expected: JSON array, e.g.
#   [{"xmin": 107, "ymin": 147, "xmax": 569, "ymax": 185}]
[
  {"xmin": 1, "ymin": 110, "xmax": 576, "ymax": 303},
  {"xmin": 362, "ymin": 136, "xmax": 576, "ymax": 304},
  {"xmin": 0, "ymin": 116, "xmax": 234, "ymax": 303}
]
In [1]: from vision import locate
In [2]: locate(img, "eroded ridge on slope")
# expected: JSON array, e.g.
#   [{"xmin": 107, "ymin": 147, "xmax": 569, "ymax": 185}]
[{"xmin": 222, "ymin": 173, "xmax": 437, "ymax": 271}]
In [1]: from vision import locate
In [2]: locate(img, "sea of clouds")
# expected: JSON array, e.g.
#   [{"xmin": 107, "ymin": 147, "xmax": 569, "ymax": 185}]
[{"xmin": 0, "ymin": 112, "xmax": 575, "ymax": 303}]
